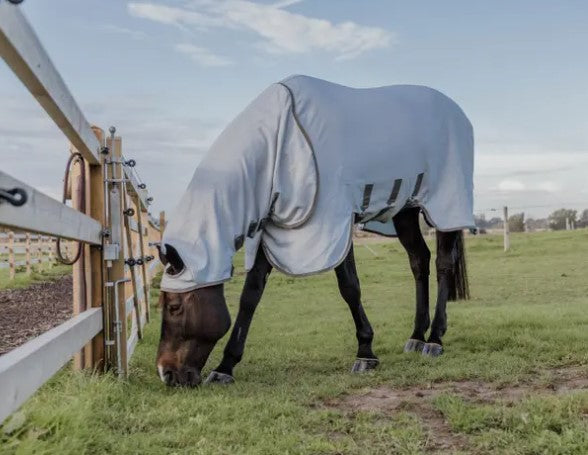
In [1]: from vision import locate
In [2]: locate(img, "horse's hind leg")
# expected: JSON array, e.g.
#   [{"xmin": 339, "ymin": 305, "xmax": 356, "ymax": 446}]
[
  {"xmin": 393, "ymin": 208, "xmax": 431, "ymax": 353},
  {"xmin": 423, "ymin": 230, "xmax": 460, "ymax": 357},
  {"xmin": 205, "ymin": 247, "xmax": 272, "ymax": 384},
  {"xmin": 335, "ymin": 245, "xmax": 379, "ymax": 373}
]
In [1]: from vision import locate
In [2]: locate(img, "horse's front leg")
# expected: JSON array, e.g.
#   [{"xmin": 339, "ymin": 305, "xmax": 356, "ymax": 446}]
[
  {"xmin": 335, "ymin": 245, "xmax": 379, "ymax": 373},
  {"xmin": 205, "ymin": 248, "xmax": 272, "ymax": 384}
]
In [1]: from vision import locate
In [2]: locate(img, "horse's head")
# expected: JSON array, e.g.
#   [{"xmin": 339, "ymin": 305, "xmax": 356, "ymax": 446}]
[{"xmin": 156, "ymin": 245, "xmax": 231, "ymax": 387}]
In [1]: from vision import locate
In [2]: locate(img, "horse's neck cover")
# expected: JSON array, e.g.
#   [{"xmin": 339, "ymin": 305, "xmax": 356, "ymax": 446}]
[{"xmin": 161, "ymin": 75, "xmax": 475, "ymax": 292}]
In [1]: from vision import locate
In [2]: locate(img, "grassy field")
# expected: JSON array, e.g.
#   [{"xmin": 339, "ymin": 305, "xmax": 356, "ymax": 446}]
[
  {"xmin": 0, "ymin": 264, "xmax": 71, "ymax": 291},
  {"xmin": 1, "ymin": 230, "xmax": 587, "ymax": 454}
]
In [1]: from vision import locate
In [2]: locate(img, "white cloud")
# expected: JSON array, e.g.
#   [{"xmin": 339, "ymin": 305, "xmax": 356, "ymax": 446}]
[
  {"xmin": 128, "ymin": 3, "xmax": 223, "ymax": 30},
  {"xmin": 128, "ymin": 1, "xmax": 393, "ymax": 60},
  {"xmin": 175, "ymin": 43, "xmax": 233, "ymax": 67},
  {"xmin": 271, "ymin": 0, "xmax": 304, "ymax": 8},
  {"xmin": 100, "ymin": 24, "xmax": 146, "ymax": 40}
]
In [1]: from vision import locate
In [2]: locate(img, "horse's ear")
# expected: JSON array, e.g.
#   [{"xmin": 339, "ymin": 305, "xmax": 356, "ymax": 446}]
[{"xmin": 162, "ymin": 243, "xmax": 185, "ymax": 275}]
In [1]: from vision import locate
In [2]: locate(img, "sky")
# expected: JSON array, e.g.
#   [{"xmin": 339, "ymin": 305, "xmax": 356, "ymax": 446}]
[{"xmin": 2, "ymin": 0, "xmax": 588, "ymax": 219}]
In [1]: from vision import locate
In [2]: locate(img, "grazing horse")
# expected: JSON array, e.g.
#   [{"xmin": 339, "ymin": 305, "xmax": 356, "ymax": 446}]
[{"xmin": 156, "ymin": 75, "xmax": 474, "ymax": 387}]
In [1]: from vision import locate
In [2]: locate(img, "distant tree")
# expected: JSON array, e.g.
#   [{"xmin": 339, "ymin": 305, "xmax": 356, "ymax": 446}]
[
  {"xmin": 508, "ymin": 212, "xmax": 525, "ymax": 232},
  {"xmin": 548, "ymin": 209, "xmax": 577, "ymax": 230}
]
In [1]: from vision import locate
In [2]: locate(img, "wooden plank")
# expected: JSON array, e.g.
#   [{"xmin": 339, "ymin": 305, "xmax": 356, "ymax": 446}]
[
  {"xmin": 0, "ymin": 308, "xmax": 102, "ymax": 424},
  {"xmin": 126, "ymin": 286, "xmax": 143, "ymax": 316},
  {"xmin": 124, "ymin": 167, "xmax": 150, "ymax": 212},
  {"xmin": 0, "ymin": 258, "xmax": 44, "ymax": 269},
  {"xmin": 127, "ymin": 311, "xmax": 146, "ymax": 360},
  {"xmin": 137, "ymin": 207, "xmax": 151, "ymax": 322},
  {"xmin": 127, "ymin": 329, "xmax": 138, "ymax": 360},
  {"xmin": 0, "ymin": 171, "xmax": 102, "ymax": 244},
  {"xmin": 0, "ymin": 3, "xmax": 100, "ymax": 164},
  {"xmin": 124, "ymin": 194, "xmax": 143, "ymax": 339},
  {"xmin": 128, "ymin": 218, "xmax": 139, "ymax": 233}
]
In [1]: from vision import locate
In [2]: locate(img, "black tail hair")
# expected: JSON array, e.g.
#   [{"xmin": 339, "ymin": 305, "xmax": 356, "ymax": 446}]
[{"xmin": 441, "ymin": 230, "xmax": 470, "ymax": 301}]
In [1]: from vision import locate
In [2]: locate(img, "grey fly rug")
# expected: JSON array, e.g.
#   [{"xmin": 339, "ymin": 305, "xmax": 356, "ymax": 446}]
[{"xmin": 160, "ymin": 75, "xmax": 475, "ymax": 292}]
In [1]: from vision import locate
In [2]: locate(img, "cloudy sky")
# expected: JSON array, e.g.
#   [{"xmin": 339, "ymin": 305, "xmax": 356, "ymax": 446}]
[{"xmin": 2, "ymin": 0, "xmax": 588, "ymax": 218}]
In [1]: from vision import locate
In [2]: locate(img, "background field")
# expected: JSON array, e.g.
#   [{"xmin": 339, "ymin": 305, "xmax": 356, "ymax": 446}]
[{"xmin": 1, "ymin": 231, "xmax": 587, "ymax": 454}]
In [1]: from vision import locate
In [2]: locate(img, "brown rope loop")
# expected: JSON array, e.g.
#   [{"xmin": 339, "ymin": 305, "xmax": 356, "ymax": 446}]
[{"xmin": 56, "ymin": 152, "xmax": 86, "ymax": 265}]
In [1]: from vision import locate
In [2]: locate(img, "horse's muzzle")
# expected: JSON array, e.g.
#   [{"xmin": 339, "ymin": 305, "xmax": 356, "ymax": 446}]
[{"xmin": 158, "ymin": 365, "xmax": 201, "ymax": 387}]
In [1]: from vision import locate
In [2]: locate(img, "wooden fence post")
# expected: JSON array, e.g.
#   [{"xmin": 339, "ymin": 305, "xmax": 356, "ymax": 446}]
[
  {"xmin": 48, "ymin": 238, "xmax": 54, "ymax": 265},
  {"xmin": 503, "ymin": 206, "xmax": 510, "ymax": 252},
  {"xmin": 88, "ymin": 126, "xmax": 107, "ymax": 370},
  {"xmin": 159, "ymin": 211, "xmax": 165, "ymax": 241},
  {"xmin": 109, "ymin": 133, "xmax": 129, "ymax": 377},
  {"xmin": 8, "ymin": 231, "xmax": 15, "ymax": 280},
  {"xmin": 71, "ymin": 148, "xmax": 88, "ymax": 369},
  {"xmin": 25, "ymin": 233, "xmax": 31, "ymax": 275}
]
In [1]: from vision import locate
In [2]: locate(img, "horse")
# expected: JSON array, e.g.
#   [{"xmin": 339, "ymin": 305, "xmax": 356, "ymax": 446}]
[{"xmin": 156, "ymin": 75, "xmax": 474, "ymax": 387}]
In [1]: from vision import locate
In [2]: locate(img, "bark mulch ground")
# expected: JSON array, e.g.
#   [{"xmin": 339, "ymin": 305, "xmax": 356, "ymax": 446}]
[{"xmin": 0, "ymin": 275, "xmax": 72, "ymax": 355}]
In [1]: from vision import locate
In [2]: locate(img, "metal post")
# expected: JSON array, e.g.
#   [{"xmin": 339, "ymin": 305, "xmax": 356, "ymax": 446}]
[{"xmin": 105, "ymin": 278, "xmax": 130, "ymax": 378}]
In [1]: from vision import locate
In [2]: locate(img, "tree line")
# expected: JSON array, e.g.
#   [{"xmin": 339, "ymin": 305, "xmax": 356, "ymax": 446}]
[{"xmin": 475, "ymin": 209, "xmax": 588, "ymax": 233}]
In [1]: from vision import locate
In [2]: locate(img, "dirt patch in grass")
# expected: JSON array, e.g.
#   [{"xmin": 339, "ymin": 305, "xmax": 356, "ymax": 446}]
[
  {"xmin": 324, "ymin": 366, "xmax": 588, "ymax": 453},
  {"xmin": 0, "ymin": 275, "xmax": 72, "ymax": 355}
]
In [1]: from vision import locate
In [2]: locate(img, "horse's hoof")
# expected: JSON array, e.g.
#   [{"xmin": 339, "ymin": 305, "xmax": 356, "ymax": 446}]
[
  {"xmin": 351, "ymin": 357, "xmax": 379, "ymax": 373},
  {"xmin": 204, "ymin": 371, "xmax": 235, "ymax": 385},
  {"xmin": 422, "ymin": 343, "xmax": 443, "ymax": 357},
  {"xmin": 403, "ymin": 338, "xmax": 425, "ymax": 353}
]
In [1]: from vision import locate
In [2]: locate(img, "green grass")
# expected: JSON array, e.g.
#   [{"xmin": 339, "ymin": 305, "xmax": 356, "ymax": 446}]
[
  {"xmin": 0, "ymin": 264, "xmax": 71, "ymax": 290},
  {"xmin": 2, "ymin": 230, "xmax": 588, "ymax": 454}
]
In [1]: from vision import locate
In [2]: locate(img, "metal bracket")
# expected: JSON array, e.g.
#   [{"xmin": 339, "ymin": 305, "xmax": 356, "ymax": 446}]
[{"xmin": 103, "ymin": 243, "xmax": 120, "ymax": 261}]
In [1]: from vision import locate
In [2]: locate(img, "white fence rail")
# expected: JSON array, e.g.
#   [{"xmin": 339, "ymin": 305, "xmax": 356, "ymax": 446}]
[{"xmin": 0, "ymin": 308, "xmax": 102, "ymax": 423}]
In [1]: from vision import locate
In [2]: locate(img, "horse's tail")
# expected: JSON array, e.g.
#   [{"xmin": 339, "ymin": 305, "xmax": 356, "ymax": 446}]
[{"xmin": 440, "ymin": 230, "xmax": 470, "ymax": 301}]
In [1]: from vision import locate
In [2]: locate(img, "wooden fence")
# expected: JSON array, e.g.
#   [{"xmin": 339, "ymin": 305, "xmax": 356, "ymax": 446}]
[
  {"xmin": 0, "ymin": 232, "xmax": 74, "ymax": 278},
  {"xmin": 0, "ymin": 3, "xmax": 164, "ymax": 424}
]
